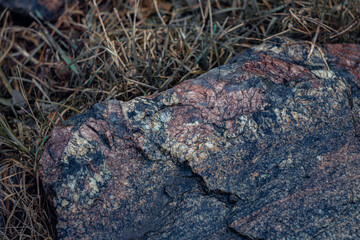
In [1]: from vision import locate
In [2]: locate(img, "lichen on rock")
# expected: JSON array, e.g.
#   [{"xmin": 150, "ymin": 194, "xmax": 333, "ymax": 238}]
[{"xmin": 40, "ymin": 38, "xmax": 360, "ymax": 239}]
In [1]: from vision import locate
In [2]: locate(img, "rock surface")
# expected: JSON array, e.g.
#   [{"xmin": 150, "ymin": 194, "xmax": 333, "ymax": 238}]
[{"xmin": 39, "ymin": 38, "xmax": 360, "ymax": 239}]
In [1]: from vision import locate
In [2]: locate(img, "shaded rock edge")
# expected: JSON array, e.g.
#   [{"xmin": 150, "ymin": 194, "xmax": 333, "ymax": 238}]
[
  {"xmin": 0, "ymin": 0, "xmax": 64, "ymax": 21},
  {"xmin": 39, "ymin": 38, "xmax": 360, "ymax": 240}
]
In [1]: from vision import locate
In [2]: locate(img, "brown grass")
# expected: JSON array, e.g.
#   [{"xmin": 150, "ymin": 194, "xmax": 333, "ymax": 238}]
[{"xmin": 0, "ymin": 0, "xmax": 359, "ymax": 239}]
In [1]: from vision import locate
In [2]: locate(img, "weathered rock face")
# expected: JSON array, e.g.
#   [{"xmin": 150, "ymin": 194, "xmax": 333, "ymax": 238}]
[{"xmin": 39, "ymin": 38, "xmax": 360, "ymax": 239}]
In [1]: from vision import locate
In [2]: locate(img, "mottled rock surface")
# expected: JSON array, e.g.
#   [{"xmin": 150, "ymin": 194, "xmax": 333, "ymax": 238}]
[{"xmin": 39, "ymin": 38, "xmax": 360, "ymax": 239}]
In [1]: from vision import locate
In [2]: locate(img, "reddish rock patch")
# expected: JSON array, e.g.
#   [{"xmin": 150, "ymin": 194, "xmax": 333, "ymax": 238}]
[{"xmin": 242, "ymin": 53, "xmax": 316, "ymax": 84}]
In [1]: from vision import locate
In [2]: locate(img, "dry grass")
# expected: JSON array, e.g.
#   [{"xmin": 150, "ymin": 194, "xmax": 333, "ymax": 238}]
[{"xmin": 0, "ymin": 0, "xmax": 359, "ymax": 239}]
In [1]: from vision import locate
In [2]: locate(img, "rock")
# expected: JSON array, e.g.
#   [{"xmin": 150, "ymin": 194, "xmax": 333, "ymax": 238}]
[
  {"xmin": 0, "ymin": 0, "xmax": 64, "ymax": 21},
  {"xmin": 0, "ymin": 210, "xmax": 3, "ymax": 229},
  {"xmin": 39, "ymin": 38, "xmax": 360, "ymax": 239}
]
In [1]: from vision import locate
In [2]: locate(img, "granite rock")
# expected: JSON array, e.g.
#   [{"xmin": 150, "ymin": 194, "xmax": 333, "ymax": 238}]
[{"xmin": 39, "ymin": 38, "xmax": 360, "ymax": 239}]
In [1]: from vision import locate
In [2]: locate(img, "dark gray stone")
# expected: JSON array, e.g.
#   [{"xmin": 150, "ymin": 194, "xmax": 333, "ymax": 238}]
[{"xmin": 0, "ymin": 0, "xmax": 64, "ymax": 20}]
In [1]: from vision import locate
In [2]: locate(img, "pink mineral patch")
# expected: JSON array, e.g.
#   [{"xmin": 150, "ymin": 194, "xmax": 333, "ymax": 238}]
[
  {"xmin": 39, "ymin": 125, "xmax": 72, "ymax": 183},
  {"xmin": 242, "ymin": 54, "xmax": 315, "ymax": 84},
  {"xmin": 167, "ymin": 78, "xmax": 264, "ymax": 141},
  {"xmin": 326, "ymin": 44, "xmax": 360, "ymax": 87}
]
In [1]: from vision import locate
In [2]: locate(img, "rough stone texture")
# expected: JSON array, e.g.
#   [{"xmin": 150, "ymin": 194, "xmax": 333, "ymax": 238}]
[
  {"xmin": 39, "ymin": 38, "xmax": 360, "ymax": 239},
  {"xmin": 0, "ymin": 0, "xmax": 64, "ymax": 20}
]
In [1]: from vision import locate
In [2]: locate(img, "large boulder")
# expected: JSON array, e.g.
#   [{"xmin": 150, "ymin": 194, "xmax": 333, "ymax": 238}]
[{"xmin": 39, "ymin": 38, "xmax": 360, "ymax": 239}]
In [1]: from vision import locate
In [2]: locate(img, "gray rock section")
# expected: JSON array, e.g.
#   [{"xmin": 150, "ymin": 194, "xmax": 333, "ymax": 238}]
[{"xmin": 0, "ymin": 0, "xmax": 64, "ymax": 20}]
